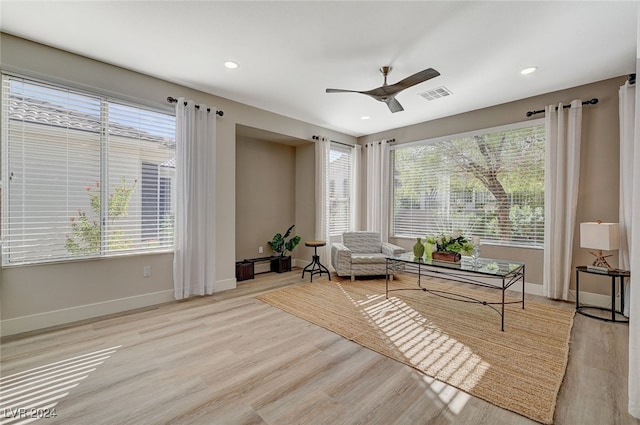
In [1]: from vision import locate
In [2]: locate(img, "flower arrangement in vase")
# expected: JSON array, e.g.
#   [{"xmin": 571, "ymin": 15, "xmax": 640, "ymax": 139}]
[{"xmin": 430, "ymin": 231, "xmax": 474, "ymax": 262}]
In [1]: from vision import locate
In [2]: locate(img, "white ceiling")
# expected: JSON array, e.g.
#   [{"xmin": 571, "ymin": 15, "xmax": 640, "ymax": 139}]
[{"xmin": 1, "ymin": 1, "xmax": 637, "ymax": 138}]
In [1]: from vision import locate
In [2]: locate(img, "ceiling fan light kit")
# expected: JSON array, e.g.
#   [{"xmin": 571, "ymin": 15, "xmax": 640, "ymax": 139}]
[{"xmin": 326, "ymin": 66, "xmax": 440, "ymax": 113}]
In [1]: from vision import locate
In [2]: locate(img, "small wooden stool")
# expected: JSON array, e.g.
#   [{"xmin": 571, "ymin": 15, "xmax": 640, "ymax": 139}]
[{"xmin": 302, "ymin": 240, "xmax": 331, "ymax": 282}]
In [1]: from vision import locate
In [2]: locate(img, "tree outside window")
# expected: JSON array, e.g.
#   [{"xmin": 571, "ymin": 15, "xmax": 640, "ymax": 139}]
[{"xmin": 392, "ymin": 122, "xmax": 545, "ymax": 246}]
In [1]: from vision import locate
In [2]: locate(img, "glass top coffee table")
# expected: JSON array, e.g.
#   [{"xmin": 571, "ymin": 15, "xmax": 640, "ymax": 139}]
[{"xmin": 385, "ymin": 253, "xmax": 525, "ymax": 331}]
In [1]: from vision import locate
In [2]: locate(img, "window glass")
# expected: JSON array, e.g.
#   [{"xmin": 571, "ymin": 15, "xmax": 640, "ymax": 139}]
[
  {"xmin": 2, "ymin": 75, "xmax": 176, "ymax": 265},
  {"xmin": 391, "ymin": 122, "xmax": 545, "ymax": 246},
  {"xmin": 328, "ymin": 143, "xmax": 352, "ymax": 235}
]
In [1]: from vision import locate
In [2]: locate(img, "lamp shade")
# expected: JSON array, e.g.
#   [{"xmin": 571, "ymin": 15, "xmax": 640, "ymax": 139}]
[{"xmin": 580, "ymin": 222, "xmax": 620, "ymax": 250}]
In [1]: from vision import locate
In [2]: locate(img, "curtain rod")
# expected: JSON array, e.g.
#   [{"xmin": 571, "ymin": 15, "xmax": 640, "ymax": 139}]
[
  {"xmin": 525, "ymin": 98, "xmax": 598, "ymax": 117},
  {"xmin": 365, "ymin": 139, "xmax": 396, "ymax": 147},
  {"xmin": 312, "ymin": 135, "xmax": 354, "ymax": 148},
  {"xmin": 167, "ymin": 97, "xmax": 224, "ymax": 116}
]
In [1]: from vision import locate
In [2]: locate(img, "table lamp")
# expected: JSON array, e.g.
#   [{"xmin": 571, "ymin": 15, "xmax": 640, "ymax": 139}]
[{"xmin": 580, "ymin": 221, "xmax": 619, "ymax": 273}]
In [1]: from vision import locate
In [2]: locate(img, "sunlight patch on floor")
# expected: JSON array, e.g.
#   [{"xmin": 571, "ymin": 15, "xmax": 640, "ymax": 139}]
[
  {"xmin": 352, "ymin": 290, "xmax": 488, "ymax": 416},
  {"xmin": 333, "ymin": 281, "xmax": 483, "ymax": 416},
  {"xmin": 0, "ymin": 346, "xmax": 121, "ymax": 424},
  {"xmin": 361, "ymin": 294, "xmax": 489, "ymax": 391}
]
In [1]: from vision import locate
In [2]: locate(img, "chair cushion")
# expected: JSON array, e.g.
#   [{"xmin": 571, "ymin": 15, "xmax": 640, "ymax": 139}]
[{"xmin": 351, "ymin": 253, "xmax": 387, "ymax": 264}]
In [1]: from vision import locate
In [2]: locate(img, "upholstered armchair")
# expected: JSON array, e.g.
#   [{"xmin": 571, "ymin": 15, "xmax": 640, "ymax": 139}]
[{"xmin": 331, "ymin": 231, "xmax": 406, "ymax": 281}]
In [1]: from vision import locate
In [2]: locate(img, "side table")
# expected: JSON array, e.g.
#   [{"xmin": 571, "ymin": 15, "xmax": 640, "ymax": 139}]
[{"xmin": 575, "ymin": 266, "xmax": 629, "ymax": 323}]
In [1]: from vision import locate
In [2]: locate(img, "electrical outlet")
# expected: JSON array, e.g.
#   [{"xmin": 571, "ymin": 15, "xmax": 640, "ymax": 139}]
[
  {"xmin": 258, "ymin": 246, "xmax": 264, "ymax": 254},
  {"xmin": 143, "ymin": 266, "xmax": 152, "ymax": 277}
]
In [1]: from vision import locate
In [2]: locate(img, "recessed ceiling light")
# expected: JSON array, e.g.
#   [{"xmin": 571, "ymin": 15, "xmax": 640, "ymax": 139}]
[
  {"xmin": 224, "ymin": 61, "xmax": 239, "ymax": 69},
  {"xmin": 361, "ymin": 116, "xmax": 370, "ymax": 120},
  {"xmin": 520, "ymin": 66, "xmax": 538, "ymax": 75}
]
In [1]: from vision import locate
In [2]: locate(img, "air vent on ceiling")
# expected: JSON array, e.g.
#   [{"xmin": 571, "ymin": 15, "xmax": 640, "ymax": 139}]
[{"xmin": 418, "ymin": 86, "xmax": 453, "ymax": 101}]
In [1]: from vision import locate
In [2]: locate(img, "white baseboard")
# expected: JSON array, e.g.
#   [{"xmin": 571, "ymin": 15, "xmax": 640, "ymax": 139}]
[
  {"xmin": 514, "ymin": 281, "xmax": 542, "ymax": 296},
  {"xmin": 214, "ymin": 278, "xmax": 236, "ymax": 292},
  {"xmin": 0, "ymin": 289, "xmax": 175, "ymax": 337},
  {"xmin": 293, "ymin": 258, "xmax": 311, "ymax": 269},
  {"xmin": 482, "ymin": 281, "xmax": 616, "ymax": 309},
  {"xmin": 519, "ymin": 283, "xmax": 614, "ymax": 308},
  {"xmin": 2, "ymin": 278, "xmax": 239, "ymax": 337},
  {"xmin": 568, "ymin": 289, "xmax": 616, "ymax": 309},
  {"xmin": 401, "ymin": 271, "xmax": 617, "ymax": 309}
]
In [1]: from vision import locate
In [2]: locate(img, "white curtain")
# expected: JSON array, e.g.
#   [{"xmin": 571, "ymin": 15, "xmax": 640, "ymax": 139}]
[
  {"xmin": 626, "ymin": 71, "xmax": 640, "ymax": 417},
  {"xmin": 173, "ymin": 98, "xmax": 217, "ymax": 300},
  {"xmin": 619, "ymin": 82, "xmax": 634, "ymax": 317},
  {"xmin": 366, "ymin": 140, "xmax": 390, "ymax": 241},
  {"xmin": 315, "ymin": 137, "xmax": 331, "ymax": 265},
  {"xmin": 543, "ymin": 100, "xmax": 582, "ymax": 300},
  {"xmin": 350, "ymin": 144, "xmax": 362, "ymax": 231}
]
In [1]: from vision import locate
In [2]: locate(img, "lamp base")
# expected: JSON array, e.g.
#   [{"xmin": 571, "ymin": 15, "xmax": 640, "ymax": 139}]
[{"xmin": 588, "ymin": 250, "xmax": 615, "ymax": 272}]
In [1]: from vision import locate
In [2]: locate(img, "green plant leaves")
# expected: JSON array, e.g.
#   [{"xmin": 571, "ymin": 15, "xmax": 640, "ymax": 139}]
[{"xmin": 269, "ymin": 225, "xmax": 300, "ymax": 256}]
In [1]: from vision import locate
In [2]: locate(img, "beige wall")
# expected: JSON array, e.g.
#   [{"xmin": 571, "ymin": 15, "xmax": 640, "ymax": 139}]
[
  {"xmin": 359, "ymin": 76, "xmax": 626, "ymax": 295},
  {"xmin": 235, "ymin": 136, "xmax": 315, "ymax": 265},
  {"xmin": 1, "ymin": 253, "xmax": 173, "ymax": 323},
  {"xmin": 235, "ymin": 136, "xmax": 296, "ymax": 260},
  {"xmin": 0, "ymin": 33, "xmax": 354, "ymax": 335}
]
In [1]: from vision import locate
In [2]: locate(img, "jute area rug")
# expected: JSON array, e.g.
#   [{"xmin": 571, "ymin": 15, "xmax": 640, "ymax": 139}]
[{"xmin": 257, "ymin": 275, "xmax": 574, "ymax": 424}]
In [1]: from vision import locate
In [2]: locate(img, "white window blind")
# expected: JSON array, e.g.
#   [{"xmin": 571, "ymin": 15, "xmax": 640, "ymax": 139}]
[
  {"xmin": 1, "ymin": 75, "xmax": 176, "ymax": 265},
  {"xmin": 328, "ymin": 143, "xmax": 352, "ymax": 236},
  {"xmin": 391, "ymin": 121, "xmax": 545, "ymax": 247}
]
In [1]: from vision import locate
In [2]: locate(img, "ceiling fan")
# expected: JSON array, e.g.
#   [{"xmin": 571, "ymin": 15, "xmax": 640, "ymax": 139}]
[{"xmin": 326, "ymin": 66, "xmax": 440, "ymax": 113}]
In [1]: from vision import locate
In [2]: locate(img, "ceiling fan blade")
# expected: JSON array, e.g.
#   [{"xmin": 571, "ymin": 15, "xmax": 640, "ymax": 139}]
[
  {"xmin": 386, "ymin": 98, "xmax": 404, "ymax": 113},
  {"xmin": 326, "ymin": 88, "xmax": 364, "ymax": 94},
  {"xmin": 384, "ymin": 68, "xmax": 440, "ymax": 95},
  {"xmin": 325, "ymin": 67, "xmax": 439, "ymax": 112}
]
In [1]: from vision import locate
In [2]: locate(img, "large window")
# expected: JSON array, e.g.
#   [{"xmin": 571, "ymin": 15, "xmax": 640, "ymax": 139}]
[
  {"xmin": 392, "ymin": 121, "xmax": 545, "ymax": 247},
  {"xmin": 328, "ymin": 143, "xmax": 353, "ymax": 236},
  {"xmin": 1, "ymin": 75, "xmax": 176, "ymax": 265}
]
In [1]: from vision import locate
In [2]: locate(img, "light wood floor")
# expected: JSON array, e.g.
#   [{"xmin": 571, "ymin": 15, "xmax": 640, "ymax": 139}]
[{"xmin": 1, "ymin": 269, "xmax": 638, "ymax": 425}]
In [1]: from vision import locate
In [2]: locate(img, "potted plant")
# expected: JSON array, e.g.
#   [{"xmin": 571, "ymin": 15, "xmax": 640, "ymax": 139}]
[
  {"xmin": 431, "ymin": 231, "xmax": 474, "ymax": 262},
  {"xmin": 268, "ymin": 224, "xmax": 301, "ymax": 273}
]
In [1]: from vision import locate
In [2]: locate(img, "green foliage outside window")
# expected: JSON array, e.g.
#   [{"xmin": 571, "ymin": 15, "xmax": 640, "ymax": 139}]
[
  {"xmin": 393, "ymin": 123, "xmax": 545, "ymax": 246},
  {"xmin": 66, "ymin": 177, "xmax": 137, "ymax": 254}
]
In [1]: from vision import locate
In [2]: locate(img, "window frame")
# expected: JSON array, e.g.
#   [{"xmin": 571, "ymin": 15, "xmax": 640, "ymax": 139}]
[
  {"xmin": 1, "ymin": 73, "xmax": 177, "ymax": 266},
  {"xmin": 328, "ymin": 142, "xmax": 354, "ymax": 237},
  {"xmin": 389, "ymin": 119, "xmax": 545, "ymax": 248}
]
